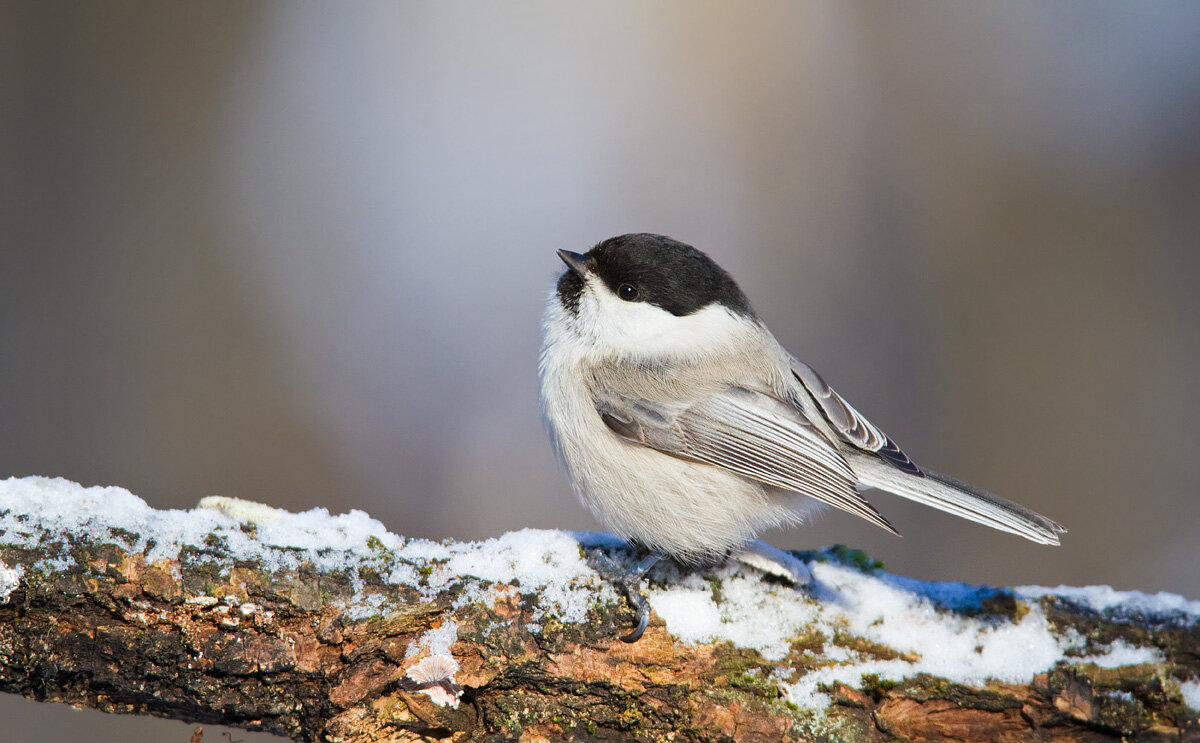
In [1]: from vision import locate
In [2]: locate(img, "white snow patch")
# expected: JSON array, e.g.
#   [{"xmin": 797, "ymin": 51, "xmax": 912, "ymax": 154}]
[
  {"xmin": 393, "ymin": 529, "xmax": 619, "ymax": 628},
  {"xmin": 772, "ymin": 561, "xmax": 1074, "ymax": 709},
  {"xmin": 645, "ymin": 556, "xmax": 1085, "ymax": 710},
  {"xmin": 1181, "ymin": 678, "xmax": 1200, "ymax": 713},
  {"xmin": 441, "ymin": 528, "xmax": 614, "ymax": 625},
  {"xmin": 1079, "ymin": 639, "xmax": 1163, "ymax": 668},
  {"xmin": 35, "ymin": 554, "xmax": 74, "ymax": 573},
  {"xmin": 1018, "ymin": 584, "xmax": 1200, "ymax": 621},
  {"xmin": 0, "ymin": 561, "xmax": 22, "ymax": 603},
  {"xmin": 342, "ymin": 592, "xmax": 388, "ymax": 621},
  {"xmin": 394, "ymin": 538, "xmax": 453, "ymax": 562},
  {"xmin": 0, "ymin": 476, "xmax": 404, "ymax": 574},
  {"xmin": 0, "ymin": 478, "xmax": 617, "ymax": 636},
  {"xmin": 629, "ymin": 555, "xmax": 1189, "ymax": 712},
  {"xmin": 649, "ymin": 564, "xmax": 818, "ymax": 661},
  {"xmin": 406, "ymin": 619, "xmax": 458, "ymax": 659}
]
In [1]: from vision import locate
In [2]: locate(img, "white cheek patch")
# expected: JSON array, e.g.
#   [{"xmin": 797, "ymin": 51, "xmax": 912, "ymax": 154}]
[{"xmin": 573, "ymin": 276, "xmax": 750, "ymax": 358}]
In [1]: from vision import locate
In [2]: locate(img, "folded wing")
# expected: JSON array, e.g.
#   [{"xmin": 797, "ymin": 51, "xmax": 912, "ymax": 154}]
[{"xmin": 594, "ymin": 386, "xmax": 900, "ymax": 535}]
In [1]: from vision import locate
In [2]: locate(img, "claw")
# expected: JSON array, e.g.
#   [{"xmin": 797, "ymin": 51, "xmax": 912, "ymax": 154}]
[
  {"xmin": 592, "ymin": 550, "xmax": 663, "ymax": 643},
  {"xmin": 619, "ymin": 592, "xmax": 651, "ymax": 643}
]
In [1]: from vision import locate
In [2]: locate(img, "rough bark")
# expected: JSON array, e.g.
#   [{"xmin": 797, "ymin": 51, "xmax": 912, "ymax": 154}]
[{"xmin": 1, "ymin": 500, "xmax": 1198, "ymax": 742}]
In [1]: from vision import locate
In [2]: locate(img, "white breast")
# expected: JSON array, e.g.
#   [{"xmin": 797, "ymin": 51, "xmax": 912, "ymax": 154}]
[{"xmin": 538, "ymin": 289, "xmax": 810, "ymax": 562}]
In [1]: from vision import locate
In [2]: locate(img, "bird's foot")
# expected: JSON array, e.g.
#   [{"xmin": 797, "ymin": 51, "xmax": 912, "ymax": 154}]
[{"xmin": 589, "ymin": 550, "xmax": 663, "ymax": 643}]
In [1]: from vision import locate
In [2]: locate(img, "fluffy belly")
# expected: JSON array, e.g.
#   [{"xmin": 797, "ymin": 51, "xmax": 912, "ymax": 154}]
[
  {"xmin": 578, "ymin": 445, "xmax": 803, "ymax": 561},
  {"xmin": 548, "ymin": 393, "xmax": 805, "ymax": 561},
  {"xmin": 539, "ymin": 330, "xmax": 810, "ymax": 562}
]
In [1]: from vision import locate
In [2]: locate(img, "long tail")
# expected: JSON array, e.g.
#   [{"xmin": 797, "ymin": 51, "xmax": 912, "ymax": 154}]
[{"xmin": 849, "ymin": 455, "xmax": 1066, "ymax": 545}]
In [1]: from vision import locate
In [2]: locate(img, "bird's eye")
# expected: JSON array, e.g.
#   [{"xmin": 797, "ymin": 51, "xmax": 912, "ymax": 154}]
[{"xmin": 618, "ymin": 284, "xmax": 639, "ymax": 301}]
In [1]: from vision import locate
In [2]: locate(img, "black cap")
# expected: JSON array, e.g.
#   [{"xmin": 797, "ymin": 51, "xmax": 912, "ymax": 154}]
[{"xmin": 556, "ymin": 233, "xmax": 755, "ymax": 318}]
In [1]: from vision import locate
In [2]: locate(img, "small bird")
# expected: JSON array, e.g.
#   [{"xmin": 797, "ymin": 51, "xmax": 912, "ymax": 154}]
[{"xmin": 539, "ymin": 233, "xmax": 1064, "ymax": 641}]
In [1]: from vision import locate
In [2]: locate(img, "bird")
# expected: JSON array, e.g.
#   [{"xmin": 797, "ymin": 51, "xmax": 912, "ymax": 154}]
[{"xmin": 538, "ymin": 233, "xmax": 1065, "ymax": 641}]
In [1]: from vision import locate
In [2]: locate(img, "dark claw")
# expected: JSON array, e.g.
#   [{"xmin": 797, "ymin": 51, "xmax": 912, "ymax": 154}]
[
  {"xmin": 619, "ymin": 592, "xmax": 650, "ymax": 643},
  {"xmin": 590, "ymin": 549, "xmax": 663, "ymax": 643}
]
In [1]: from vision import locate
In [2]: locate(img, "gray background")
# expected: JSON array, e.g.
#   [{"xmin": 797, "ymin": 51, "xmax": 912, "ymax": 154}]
[{"xmin": 2, "ymin": 3, "xmax": 1199, "ymax": 741}]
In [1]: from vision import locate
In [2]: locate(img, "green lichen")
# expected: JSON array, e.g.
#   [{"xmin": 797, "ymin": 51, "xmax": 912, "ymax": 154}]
[
  {"xmin": 706, "ymin": 576, "xmax": 725, "ymax": 605},
  {"xmin": 908, "ymin": 674, "xmax": 950, "ymax": 697},
  {"xmin": 727, "ymin": 670, "xmax": 778, "ymax": 698},
  {"xmin": 792, "ymin": 544, "xmax": 884, "ymax": 574},
  {"xmin": 788, "ymin": 703, "xmax": 877, "ymax": 743},
  {"xmin": 826, "ymin": 545, "xmax": 884, "ymax": 573},
  {"xmin": 705, "ymin": 642, "xmax": 886, "ymax": 743},
  {"xmin": 859, "ymin": 672, "xmax": 897, "ymax": 695},
  {"xmin": 713, "ymin": 644, "xmax": 768, "ymax": 678}
]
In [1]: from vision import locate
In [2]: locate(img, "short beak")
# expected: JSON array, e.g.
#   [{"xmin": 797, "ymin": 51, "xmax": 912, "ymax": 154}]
[{"xmin": 557, "ymin": 249, "xmax": 591, "ymax": 277}]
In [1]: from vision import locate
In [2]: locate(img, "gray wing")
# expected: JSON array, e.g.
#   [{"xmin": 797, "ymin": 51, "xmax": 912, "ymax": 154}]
[
  {"xmin": 789, "ymin": 356, "xmax": 1066, "ymax": 544},
  {"xmin": 789, "ymin": 356, "xmax": 921, "ymax": 475},
  {"xmin": 594, "ymin": 386, "xmax": 899, "ymax": 535}
]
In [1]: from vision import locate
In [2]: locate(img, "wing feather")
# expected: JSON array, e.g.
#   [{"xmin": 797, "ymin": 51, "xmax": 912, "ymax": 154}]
[
  {"xmin": 850, "ymin": 455, "xmax": 1066, "ymax": 545},
  {"xmin": 594, "ymin": 386, "xmax": 899, "ymax": 535},
  {"xmin": 787, "ymin": 358, "xmax": 1064, "ymax": 544},
  {"xmin": 790, "ymin": 356, "xmax": 922, "ymax": 475}
]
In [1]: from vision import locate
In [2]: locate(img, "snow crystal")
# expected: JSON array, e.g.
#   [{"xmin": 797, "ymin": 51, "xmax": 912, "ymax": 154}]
[
  {"xmin": 441, "ymin": 528, "xmax": 610, "ymax": 624},
  {"xmin": 745, "ymin": 560, "xmax": 1070, "ymax": 710},
  {"xmin": 648, "ymin": 555, "xmax": 1072, "ymax": 706},
  {"xmin": 342, "ymin": 592, "xmax": 389, "ymax": 621},
  {"xmin": 649, "ymin": 564, "xmax": 818, "ymax": 660},
  {"xmin": 395, "ymin": 528, "xmax": 616, "ymax": 626},
  {"xmin": 1181, "ymin": 678, "xmax": 1200, "ymax": 713},
  {"xmin": 0, "ymin": 476, "xmax": 403, "ymax": 574},
  {"xmin": 406, "ymin": 619, "xmax": 458, "ymax": 659},
  {"xmin": 1018, "ymin": 584, "xmax": 1200, "ymax": 621},
  {"xmin": 0, "ymin": 561, "xmax": 21, "ymax": 604},
  {"xmin": 1079, "ymin": 639, "xmax": 1163, "ymax": 668},
  {"xmin": 0, "ymin": 478, "xmax": 619, "ymax": 636},
  {"xmin": 640, "ymin": 556, "xmax": 1189, "ymax": 711}
]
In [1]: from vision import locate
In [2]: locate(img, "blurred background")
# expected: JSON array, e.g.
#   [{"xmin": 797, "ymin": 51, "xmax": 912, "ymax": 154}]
[{"xmin": 2, "ymin": 2, "xmax": 1199, "ymax": 740}]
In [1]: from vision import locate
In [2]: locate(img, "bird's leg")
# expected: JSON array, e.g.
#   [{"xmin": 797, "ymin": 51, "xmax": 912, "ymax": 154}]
[
  {"xmin": 589, "ymin": 549, "xmax": 663, "ymax": 643},
  {"xmin": 617, "ymin": 551, "xmax": 663, "ymax": 642},
  {"xmin": 731, "ymin": 540, "xmax": 811, "ymax": 585}
]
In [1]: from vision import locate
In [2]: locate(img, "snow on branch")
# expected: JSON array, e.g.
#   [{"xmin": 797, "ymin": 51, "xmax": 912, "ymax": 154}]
[{"xmin": 0, "ymin": 476, "xmax": 1198, "ymax": 742}]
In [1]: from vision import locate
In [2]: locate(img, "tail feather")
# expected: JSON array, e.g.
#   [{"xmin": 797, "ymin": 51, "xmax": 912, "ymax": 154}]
[{"xmin": 850, "ymin": 455, "xmax": 1066, "ymax": 545}]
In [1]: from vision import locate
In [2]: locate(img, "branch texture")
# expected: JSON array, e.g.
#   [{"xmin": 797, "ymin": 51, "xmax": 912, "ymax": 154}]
[{"xmin": 0, "ymin": 477, "xmax": 1198, "ymax": 742}]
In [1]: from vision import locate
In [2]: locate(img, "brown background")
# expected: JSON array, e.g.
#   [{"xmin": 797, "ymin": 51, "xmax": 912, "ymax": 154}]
[{"xmin": 2, "ymin": 3, "xmax": 1198, "ymax": 741}]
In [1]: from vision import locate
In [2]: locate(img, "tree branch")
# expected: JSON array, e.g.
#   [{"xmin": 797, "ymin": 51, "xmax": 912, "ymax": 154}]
[{"xmin": 0, "ymin": 477, "xmax": 1197, "ymax": 742}]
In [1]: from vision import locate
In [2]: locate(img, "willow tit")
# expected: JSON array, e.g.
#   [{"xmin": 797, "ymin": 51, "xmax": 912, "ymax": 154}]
[{"xmin": 539, "ymin": 233, "xmax": 1064, "ymax": 640}]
